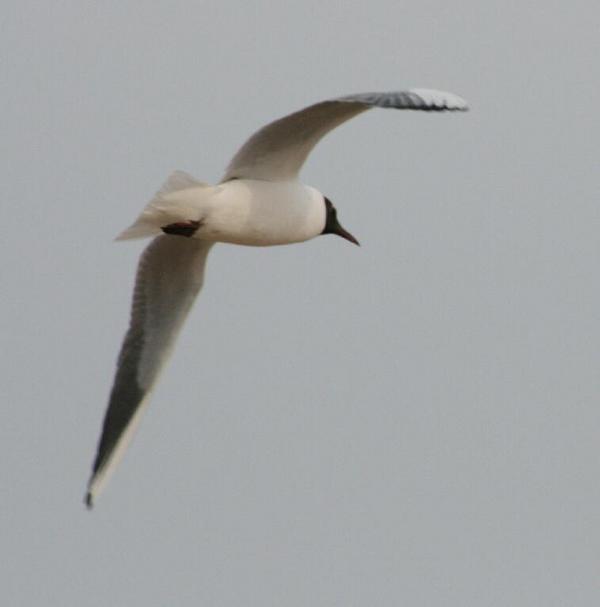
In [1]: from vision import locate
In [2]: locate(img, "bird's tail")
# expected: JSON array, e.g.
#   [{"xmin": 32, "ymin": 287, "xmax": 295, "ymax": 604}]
[{"xmin": 116, "ymin": 171, "xmax": 211, "ymax": 240}]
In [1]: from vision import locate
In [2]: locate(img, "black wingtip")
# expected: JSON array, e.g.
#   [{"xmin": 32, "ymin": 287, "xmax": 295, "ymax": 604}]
[{"xmin": 84, "ymin": 492, "xmax": 94, "ymax": 510}]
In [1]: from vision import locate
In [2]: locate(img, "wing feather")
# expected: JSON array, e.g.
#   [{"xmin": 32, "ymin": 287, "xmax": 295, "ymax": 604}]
[
  {"xmin": 222, "ymin": 88, "xmax": 468, "ymax": 181},
  {"xmin": 85, "ymin": 235, "xmax": 213, "ymax": 507}
]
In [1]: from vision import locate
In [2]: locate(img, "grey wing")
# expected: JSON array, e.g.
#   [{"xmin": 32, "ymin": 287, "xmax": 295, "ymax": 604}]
[
  {"xmin": 222, "ymin": 88, "xmax": 468, "ymax": 182},
  {"xmin": 85, "ymin": 235, "xmax": 214, "ymax": 508}
]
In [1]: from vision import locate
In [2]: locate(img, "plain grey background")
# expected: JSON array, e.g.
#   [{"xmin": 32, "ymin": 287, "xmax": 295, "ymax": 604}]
[{"xmin": 2, "ymin": 1, "xmax": 599, "ymax": 605}]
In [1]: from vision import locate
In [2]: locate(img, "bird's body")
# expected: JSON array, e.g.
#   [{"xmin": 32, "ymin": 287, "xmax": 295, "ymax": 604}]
[
  {"xmin": 122, "ymin": 178, "xmax": 327, "ymax": 246},
  {"xmin": 85, "ymin": 88, "xmax": 468, "ymax": 507}
]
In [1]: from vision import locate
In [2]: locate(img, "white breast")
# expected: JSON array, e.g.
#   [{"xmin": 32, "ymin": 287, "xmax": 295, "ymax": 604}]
[{"xmin": 201, "ymin": 180, "xmax": 326, "ymax": 246}]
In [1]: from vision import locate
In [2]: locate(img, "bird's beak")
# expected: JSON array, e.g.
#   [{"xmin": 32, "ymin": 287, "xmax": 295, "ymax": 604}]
[{"xmin": 333, "ymin": 221, "xmax": 360, "ymax": 246}]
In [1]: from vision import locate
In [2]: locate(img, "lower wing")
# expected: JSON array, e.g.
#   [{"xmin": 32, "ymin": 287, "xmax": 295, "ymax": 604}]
[{"xmin": 85, "ymin": 235, "xmax": 214, "ymax": 507}]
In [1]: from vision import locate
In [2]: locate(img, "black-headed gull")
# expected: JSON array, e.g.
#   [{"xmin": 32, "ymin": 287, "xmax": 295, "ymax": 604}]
[{"xmin": 85, "ymin": 88, "xmax": 468, "ymax": 507}]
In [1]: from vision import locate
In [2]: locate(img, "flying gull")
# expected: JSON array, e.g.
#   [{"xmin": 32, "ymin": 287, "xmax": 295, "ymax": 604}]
[{"xmin": 85, "ymin": 88, "xmax": 468, "ymax": 507}]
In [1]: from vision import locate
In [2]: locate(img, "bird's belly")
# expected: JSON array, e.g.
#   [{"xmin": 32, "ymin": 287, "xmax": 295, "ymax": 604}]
[
  {"xmin": 198, "ymin": 181, "xmax": 326, "ymax": 246},
  {"xmin": 200, "ymin": 213, "xmax": 315, "ymax": 246}
]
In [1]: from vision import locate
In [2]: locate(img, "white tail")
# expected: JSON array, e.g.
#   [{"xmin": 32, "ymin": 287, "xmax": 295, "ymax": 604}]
[{"xmin": 116, "ymin": 171, "xmax": 210, "ymax": 241}]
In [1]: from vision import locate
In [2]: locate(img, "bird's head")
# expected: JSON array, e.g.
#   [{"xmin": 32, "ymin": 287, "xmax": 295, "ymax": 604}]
[{"xmin": 321, "ymin": 197, "xmax": 359, "ymax": 246}]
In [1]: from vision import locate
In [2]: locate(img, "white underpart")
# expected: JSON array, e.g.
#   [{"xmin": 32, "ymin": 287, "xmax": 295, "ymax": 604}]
[
  {"xmin": 119, "ymin": 178, "xmax": 327, "ymax": 247},
  {"xmin": 201, "ymin": 180, "xmax": 326, "ymax": 245}
]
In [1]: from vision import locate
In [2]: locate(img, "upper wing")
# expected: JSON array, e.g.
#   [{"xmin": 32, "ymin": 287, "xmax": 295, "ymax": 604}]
[
  {"xmin": 85, "ymin": 235, "xmax": 214, "ymax": 508},
  {"xmin": 222, "ymin": 88, "xmax": 468, "ymax": 182}
]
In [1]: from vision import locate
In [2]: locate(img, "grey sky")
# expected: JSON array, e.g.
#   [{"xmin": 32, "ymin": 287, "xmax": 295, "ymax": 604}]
[{"xmin": 2, "ymin": 1, "xmax": 599, "ymax": 605}]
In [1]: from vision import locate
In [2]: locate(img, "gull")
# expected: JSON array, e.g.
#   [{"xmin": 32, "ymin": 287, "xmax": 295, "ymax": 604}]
[{"xmin": 85, "ymin": 88, "xmax": 468, "ymax": 507}]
